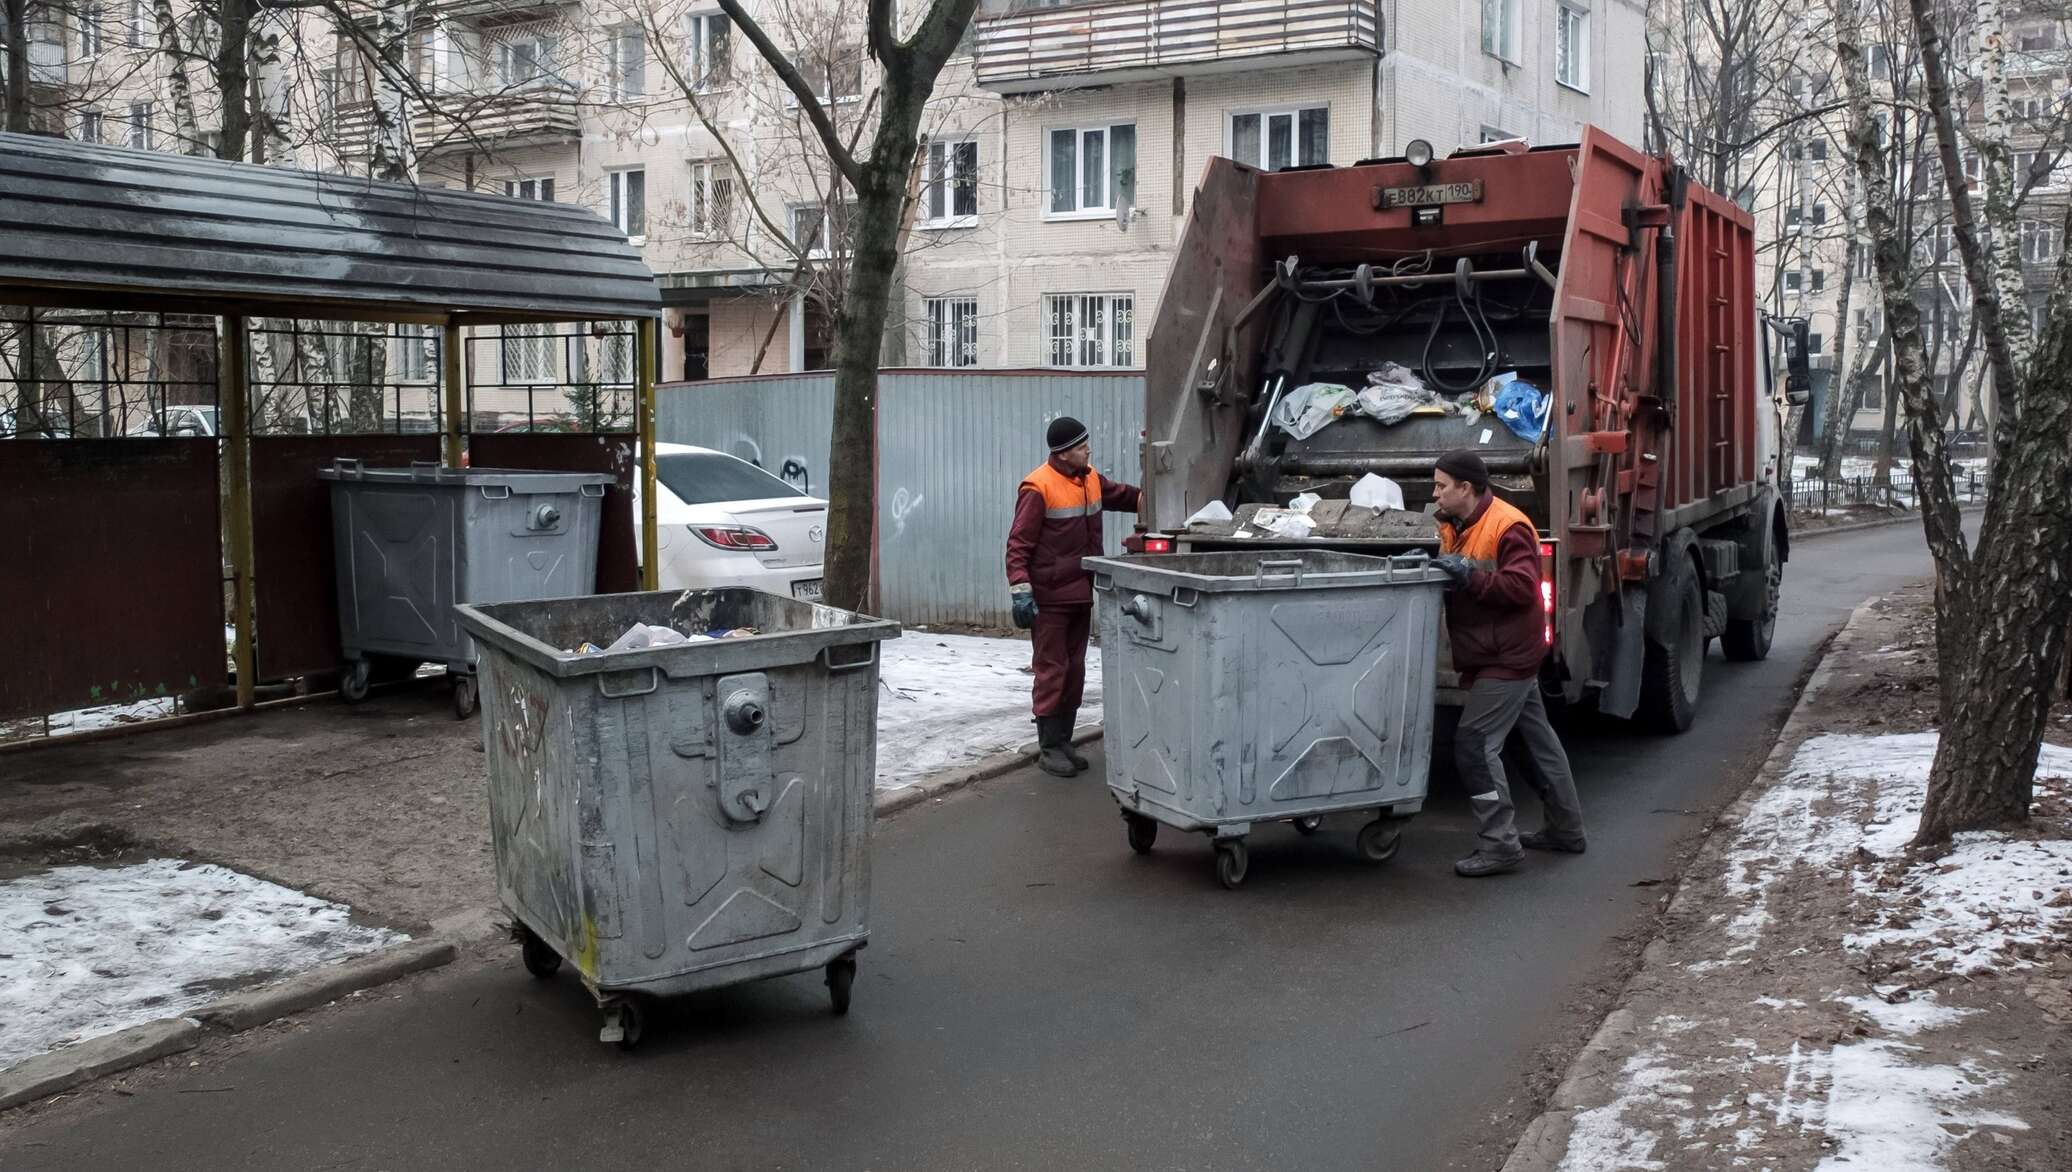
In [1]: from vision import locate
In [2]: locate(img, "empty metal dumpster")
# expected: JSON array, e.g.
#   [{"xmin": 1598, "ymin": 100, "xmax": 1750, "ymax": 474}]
[
  {"xmin": 1086, "ymin": 550, "xmax": 1444, "ymax": 889},
  {"xmin": 453, "ymin": 587, "xmax": 898, "ymax": 1049},
  {"xmin": 320, "ymin": 460, "xmax": 612, "ymax": 718}
]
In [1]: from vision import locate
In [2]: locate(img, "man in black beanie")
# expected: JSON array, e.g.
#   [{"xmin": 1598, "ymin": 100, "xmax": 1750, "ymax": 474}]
[
  {"xmin": 1004, "ymin": 416, "xmax": 1141, "ymax": 777},
  {"xmin": 1431, "ymin": 449, "xmax": 1586, "ymax": 877}
]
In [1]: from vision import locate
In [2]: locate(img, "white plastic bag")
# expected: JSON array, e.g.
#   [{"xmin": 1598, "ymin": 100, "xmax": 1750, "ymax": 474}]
[
  {"xmin": 605, "ymin": 621, "xmax": 692, "ymax": 653},
  {"xmin": 1184, "ymin": 501, "xmax": 1234, "ymax": 527},
  {"xmin": 1355, "ymin": 383, "xmax": 1437, "ymax": 425},
  {"xmin": 1272, "ymin": 383, "xmax": 1358, "ymax": 440},
  {"xmin": 1288, "ymin": 492, "xmax": 1323, "ymax": 514},
  {"xmin": 1252, "ymin": 508, "xmax": 1317, "ymax": 539},
  {"xmin": 1349, "ymin": 473, "xmax": 1406, "ymax": 512},
  {"xmin": 1368, "ymin": 361, "xmax": 1426, "ymax": 390}
]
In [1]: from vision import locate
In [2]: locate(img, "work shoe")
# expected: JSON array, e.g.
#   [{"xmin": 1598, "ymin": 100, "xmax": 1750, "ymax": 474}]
[
  {"xmin": 1520, "ymin": 831, "xmax": 1588, "ymax": 854},
  {"xmin": 1453, "ymin": 850, "xmax": 1523, "ymax": 878},
  {"xmin": 1035, "ymin": 717, "xmax": 1078, "ymax": 778},
  {"xmin": 1058, "ymin": 716, "xmax": 1091, "ymax": 773}
]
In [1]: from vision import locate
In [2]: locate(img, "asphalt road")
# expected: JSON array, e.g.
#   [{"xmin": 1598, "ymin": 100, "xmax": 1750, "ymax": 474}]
[{"xmin": 3, "ymin": 522, "xmax": 1940, "ymax": 1172}]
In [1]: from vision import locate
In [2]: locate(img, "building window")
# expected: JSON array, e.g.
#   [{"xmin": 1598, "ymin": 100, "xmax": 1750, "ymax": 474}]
[
  {"xmin": 686, "ymin": 12, "xmax": 730, "ymax": 89},
  {"xmin": 925, "ymin": 297, "xmax": 979, "ymax": 367},
  {"xmin": 77, "ymin": 110, "xmax": 103, "ymax": 144},
  {"xmin": 505, "ymin": 176, "xmax": 555, "ymax": 201},
  {"xmin": 1045, "ymin": 294, "xmax": 1134, "ymax": 368},
  {"xmin": 1811, "ymin": 269, "xmax": 1826, "ymax": 294},
  {"xmin": 1863, "ymin": 373, "xmax": 1884, "ymax": 410},
  {"xmin": 1793, "ymin": 138, "xmax": 1828, "ymax": 162},
  {"xmin": 77, "ymin": 6, "xmax": 105, "ymax": 57},
  {"xmin": 500, "ymin": 323, "xmax": 558, "ymax": 385},
  {"xmin": 690, "ymin": 160, "xmax": 735, "ymax": 238},
  {"xmin": 126, "ymin": 0, "xmax": 146, "ymax": 47},
  {"xmin": 575, "ymin": 330, "xmax": 633, "ymax": 386},
  {"xmin": 789, "ymin": 45, "xmax": 863, "ymax": 105},
  {"xmin": 1047, "ymin": 123, "xmax": 1136, "ymax": 216},
  {"xmin": 496, "ymin": 30, "xmax": 557, "ymax": 88},
  {"xmin": 1786, "ymin": 202, "xmax": 1828, "ymax": 230},
  {"xmin": 1482, "ymin": 0, "xmax": 1520, "ymax": 63},
  {"xmin": 1480, "ymin": 126, "xmax": 1518, "ymax": 144},
  {"xmin": 1868, "ymin": 44, "xmax": 1891, "ymax": 80},
  {"xmin": 1783, "ymin": 270, "xmax": 1802, "ymax": 294},
  {"xmin": 790, "ymin": 202, "xmax": 852, "ymax": 257},
  {"xmin": 1228, "ymin": 107, "xmax": 1328, "ymax": 171},
  {"xmin": 394, "ymin": 323, "xmax": 434, "ymax": 383},
  {"xmin": 2017, "ymin": 25, "xmax": 2057, "ymax": 52},
  {"xmin": 1556, "ymin": 3, "xmax": 1589, "ymax": 92},
  {"xmin": 200, "ymin": 129, "xmax": 222, "ymax": 156},
  {"xmin": 2032, "ymin": 301, "xmax": 2050, "ymax": 333},
  {"xmin": 608, "ymin": 168, "xmax": 646, "ymax": 239},
  {"xmin": 127, "ymin": 101, "xmax": 152, "ymax": 150},
  {"xmin": 610, "ymin": 24, "xmax": 646, "ymax": 99},
  {"xmin": 922, "ymin": 139, "xmax": 979, "ymax": 227},
  {"xmin": 2020, "ymin": 220, "xmax": 2062, "ymax": 263}
]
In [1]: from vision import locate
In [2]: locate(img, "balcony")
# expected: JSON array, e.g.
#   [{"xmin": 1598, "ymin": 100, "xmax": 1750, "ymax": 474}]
[
  {"xmin": 411, "ymin": 88, "xmax": 581, "ymax": 157},
  {"xmin": 972, "ymin": 0, "xmax": 1380, "ymax": 95}
]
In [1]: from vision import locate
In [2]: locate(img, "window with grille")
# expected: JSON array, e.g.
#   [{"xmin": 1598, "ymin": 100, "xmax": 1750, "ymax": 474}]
[
  {"xmin": 495, "ymin": 29, "xmax": 557, "ymax": 88},
  {"xmin": 1227, "ymin": 108, "xmax": 1328, "ymax": 171},
  {"xmin": 126, "ymin": 0, "xmax": 146, "ymax": 46},
  {"xmin": 1047, "ymin": 124, "xmax": 1136, "ymax": 215},
  {"xmin": 394, "ymin": 324, "xmax": 434, "ymax": 383},
  {"xmin": 922, "ymin": 140, "xmax": 978, "ymax": 226},
  {"xmin": 505, "ymin": 176, "xmax": 555, "ymax": 201},
  {"xmin": 500, "ymin": 323, "xmax": 558, "ymax": 384},
  {"xmin": 127, "ymin": 102, "xmax": 152, "ymax": 151},
  {"xmin": 2020, "ymin": 220, "xmax": 2061, "ymax": 263},
  {"xmin": 575, "ymin": 331, "xmax": 633, "ymax": 386},
  {"xmin": 686, "ymin": 13, "xmax": 730, "ymax": 89},
  {"xmin": 78, "ymin": 111, "xmax": 103, "ymax": 144},
  {"xmin": 690, "ymin": 161, "xmax": 735, "ymax": 237},
  {"xmin": 610, "ymin": 24, "xmax": 645, "ymax": 99},
  {"xmin": 1556, "ymin": 3, "xmax": 1589, "ymax": 92},
  {"xmin": 609, "ymin": 169, "xmax": 646, "ymax": 239},
  {"xmin": 1044, "ymin": 294, "xmax": 1134, "ymax": 368},
  {"xmin": 1481, "ymin": 0, "xmax": 1519, "ymax": 62},
  {"xmin": 925, "ymin": 297, "xmax": 978, "ymax": 367}
]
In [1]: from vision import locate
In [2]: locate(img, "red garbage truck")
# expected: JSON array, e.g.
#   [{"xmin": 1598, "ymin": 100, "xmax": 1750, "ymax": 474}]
[{"xmin": 1135, "ymin": 127, "xmax": 1814, "ymax": 731}]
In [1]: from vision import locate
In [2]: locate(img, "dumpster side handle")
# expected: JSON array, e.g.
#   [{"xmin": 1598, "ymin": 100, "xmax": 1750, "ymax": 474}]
[
  {"xmin": 820, "ymin": 643, "xmax": 879, "ymax": 673},
  {"xmin": 596, "ymin": 667, "xmax": 661, "ymax": 698}
]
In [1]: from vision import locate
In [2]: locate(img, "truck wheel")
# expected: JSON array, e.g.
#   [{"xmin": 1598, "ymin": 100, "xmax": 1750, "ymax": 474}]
[
  {"xmin": 1722, "ymin": 541, "xmax": 1780, "ymax": 662},
  {"xmin": 1640, "ymin": 555, "xmax": 1703, "ymax": 733}
]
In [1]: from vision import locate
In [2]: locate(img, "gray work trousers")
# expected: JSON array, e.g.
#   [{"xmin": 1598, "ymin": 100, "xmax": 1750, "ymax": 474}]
[{"xmin": 1455, "ymin": 676, "xmax": 1586, "ymax": 857}]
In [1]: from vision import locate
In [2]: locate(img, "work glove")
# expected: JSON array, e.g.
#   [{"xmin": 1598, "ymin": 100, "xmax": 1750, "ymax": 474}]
[
  {"xmin": 1431, "ymin": 554, "xmax": 1473, "ymax": 592},
  {"xmin": 1011, "ymin": 583, "xmax": 1039, "ymax": 630}
]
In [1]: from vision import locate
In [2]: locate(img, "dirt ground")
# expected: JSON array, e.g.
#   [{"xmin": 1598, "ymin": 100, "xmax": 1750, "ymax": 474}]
[
  {"xmin": 0, "ymin": 683, "xmax": 493, "ymax": 932},
  {"xmin": 1548, "ymin": 585, "xmax": 2072, "ymax": 1171}
]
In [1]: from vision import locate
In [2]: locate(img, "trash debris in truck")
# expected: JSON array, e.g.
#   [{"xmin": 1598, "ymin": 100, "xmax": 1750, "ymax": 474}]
[{"xmin": 1491, "ymin": 373, "xmax": 1551, "ymax": 443}]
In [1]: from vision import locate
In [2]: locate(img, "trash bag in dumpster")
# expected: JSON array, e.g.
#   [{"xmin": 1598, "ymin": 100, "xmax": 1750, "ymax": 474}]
[
  {"xmin": 454, "ymin": 587, "xmax": 899, "ymax": 1049},
  {"xmin": 1086, "ymin": 550, "xmax": 1445, "ymax": 890}
]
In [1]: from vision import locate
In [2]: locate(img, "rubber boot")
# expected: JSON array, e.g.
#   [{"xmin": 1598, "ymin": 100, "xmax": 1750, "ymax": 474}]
[
  {"xmin": 1059, "ymin": 710, "xmax": 1090, "ymax": 773},
  {"xmin": 1036, "ymin": 716, "xmax": 1077, "ymax": 778}
]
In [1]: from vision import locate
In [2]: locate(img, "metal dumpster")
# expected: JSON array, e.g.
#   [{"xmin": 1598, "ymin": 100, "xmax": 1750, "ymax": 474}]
[
  {"xmin": 453, "ymin": 587, "xmax": 899, "ymax": 1048},
  {"xmin": 319, "ymin": 460, "xmax": 611, "ymax": 717},
  {"xmin": 1086, "ymin": 550, "xmax": 1444, "ymax": 889}
]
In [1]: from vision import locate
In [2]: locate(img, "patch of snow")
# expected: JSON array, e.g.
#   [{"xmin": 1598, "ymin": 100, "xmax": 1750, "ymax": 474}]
[
  {"xmin": 873, "ymin": 633, "xmax": 1099, "ymax": 791},
  {"xmin": 1834, "ymin": 991, "xmax": 1978, "ymax": 1037},
  {"xmin": 5, "ymin": 696, "xmax": 177, "ymax": 739},
  {"xmin": 1557, "ymin": 1044, "xmax": 1691, "ymax": 1172},
  {"xmin": 1753, "ymin": 995, "xmax": 1807, "ymax": 1009},
  {"xmin": 0, "ymin": 859, "xmax": 405, "ymax": 1070},
  {"xmin": 1814, "ymin": 1040, "xmax": 2027, "ymax": 1171}
]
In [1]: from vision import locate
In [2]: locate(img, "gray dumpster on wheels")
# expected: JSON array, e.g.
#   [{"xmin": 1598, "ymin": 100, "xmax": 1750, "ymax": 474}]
[
  {"xmin": 1086, "ymin": 550, "xmax": 1444, "ymax": 889},
  {"xmin": 319, "ymin": 460, "xmax": 613, "ymax": 718},
  {"xmin": 453, "ymin": 587, "xmax": 899, "ymax": 1049}
]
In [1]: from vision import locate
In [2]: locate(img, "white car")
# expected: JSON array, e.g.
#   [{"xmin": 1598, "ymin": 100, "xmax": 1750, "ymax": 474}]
[{"xmin": 636, "ymin": 442, "xmax": 827, "ymax": 601}]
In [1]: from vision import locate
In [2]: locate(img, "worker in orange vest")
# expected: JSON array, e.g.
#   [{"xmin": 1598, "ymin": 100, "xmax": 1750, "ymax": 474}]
[
  {"xmin": 1005, "ymin": 417, "xmax": 1141, "ymax": 777},
  {"xmin": 1431, "ymin": 449, "xmax": 1587, "ymax": 877}
]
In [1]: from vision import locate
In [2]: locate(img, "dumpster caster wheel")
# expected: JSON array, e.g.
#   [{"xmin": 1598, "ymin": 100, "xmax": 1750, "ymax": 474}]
[
  {"xmin": 340, "ymin": 661, "xmax": 371, "ymax": 704},
  {"xmin": 826, "ymin": 954, "xmax": 857, "ymax": 1015},
  {"xmin": 519, "ymin": 926, "xmax": 560, "ymax": 980},
  {"xmin": 452, "ymin": 675, "xmax": 477, "ymax": 720},
  {"xmin": 601, "ymin": 998, "xmax": 645, "ymax": 1051},
  {"xmin": 1124, "ymin": 813, "xmax": 1158, "ymax": 854},
  {"xmin": 1356, "ymin": 818, "xmax": 1404, "ymax": 865},
  {"xmin": 1292, "ymin": 815, "xmax": 1324, "ymax": 836},
  {"xmin": 1214, "ymin": 841, "xmax": 1249, "ymax": 890}
]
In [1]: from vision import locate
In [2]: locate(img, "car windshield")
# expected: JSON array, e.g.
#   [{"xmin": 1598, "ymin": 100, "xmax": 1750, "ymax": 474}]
[{"xmin": 655, "ymin": 451, "xmax": 807, "ymax": 505}]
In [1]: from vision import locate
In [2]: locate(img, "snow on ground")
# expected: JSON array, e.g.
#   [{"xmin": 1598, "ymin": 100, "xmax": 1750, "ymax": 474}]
[
  {"xmin": 1560, "ymin": 731, "xmax": 2071, "ymax": 1170},
  {"xmin": 0, "ymin": 696, "xmax": 176, "ymax": 741},
  {"xmin": 873, "ymin": 631, "xmax": 1098, "ymax": 791},
  {"xmin": 0, "ymin": 860, "xmax": 405, "ymax": 1070}
]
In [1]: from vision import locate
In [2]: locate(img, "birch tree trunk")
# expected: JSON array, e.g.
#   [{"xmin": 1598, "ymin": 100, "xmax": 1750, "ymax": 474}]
[
  {"xmin": 153, "ymin": 0, "xmax": 201, "ymax": 152},
  {"xmin": 1971, "ymin": 0, "xmax": 2033, "ymax": 380}
]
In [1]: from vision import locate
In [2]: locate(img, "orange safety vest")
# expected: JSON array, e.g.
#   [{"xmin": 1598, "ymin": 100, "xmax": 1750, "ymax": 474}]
[
  {"xmin": 1022, "ymin": 462, "xmax": 1106, "ymax": 522},
  {"xmin": 1439, "ymin": 493, "xmax": 1535, "ymax": 569},
  {"xmin": 1017, "ymin": 462, "xmax": 1108, "ymax": 605}
]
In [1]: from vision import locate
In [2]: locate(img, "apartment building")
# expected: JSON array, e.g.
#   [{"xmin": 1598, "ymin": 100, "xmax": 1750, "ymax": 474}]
[{"xmin": 8, "ymin": 0, "xmax": 1649, "ymax": 417}]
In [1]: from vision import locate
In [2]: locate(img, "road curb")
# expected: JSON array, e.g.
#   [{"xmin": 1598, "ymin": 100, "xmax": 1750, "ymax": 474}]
[
  {"xmin": 1497, "ymin": 595, "xmax": 1882, "ymax": 1172},
  {"xmin": 1792, "ymin": 501, "xmax": 1981, "ymax": 542},
  {"xmin": 0, "ymin": 1018, "xmax": 203, "ymax": 1112},
  {"xmin": 875, "ymin": 724, "xmax": 1104, "ymax": 817}
]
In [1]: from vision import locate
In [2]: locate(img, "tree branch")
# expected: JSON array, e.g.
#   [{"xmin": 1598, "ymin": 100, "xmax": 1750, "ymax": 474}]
[{"xmin": 714, "ymin": 0, "xmax": 862, "ymax": 188}]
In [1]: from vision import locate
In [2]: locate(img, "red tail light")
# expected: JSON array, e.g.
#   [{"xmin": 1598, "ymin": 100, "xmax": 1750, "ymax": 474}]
[
  {"xmin": 1539, "ymin": 541, "xmax": 1557, "ymax": 648},
  {"xmin": 692, "ymin": 525, "xmax": 778, "ymax": 551},
  {"xmin": 1143, "ymin": 537, "xmax": 1173, "ymax": 553}
]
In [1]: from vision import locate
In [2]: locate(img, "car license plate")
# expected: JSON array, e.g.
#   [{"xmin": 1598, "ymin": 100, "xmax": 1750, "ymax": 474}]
[
  {"xmin": 792, "ymin": 579, "xmax": 824, "ymax": 602},
  {"xmin": 1379, "ymin": 180, "xmax": 1483, "ymax": 209}
]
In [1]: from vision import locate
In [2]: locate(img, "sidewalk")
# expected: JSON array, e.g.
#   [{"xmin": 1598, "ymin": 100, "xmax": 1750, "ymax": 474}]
[
  {"xmin": 1506, "ymin": 585, "xmax": 2072, "ymax": 1172},
  {"xmin": 0, "ymin": 630, "xmax": 1077, "ymax": 1084}
]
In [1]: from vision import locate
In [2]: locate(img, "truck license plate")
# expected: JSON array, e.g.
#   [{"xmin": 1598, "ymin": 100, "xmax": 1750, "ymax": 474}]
[
  {"xmin": 1380, "ymin": 181, "xmax": 1484, "ymax": 209},
  {"xmin": 792, "ymin": 579, "xmax": 824, "ymax": 602}
]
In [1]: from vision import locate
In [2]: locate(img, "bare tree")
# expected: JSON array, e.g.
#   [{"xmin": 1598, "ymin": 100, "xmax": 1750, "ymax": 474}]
[{"xmin": 1835, "ymin": 0, "xmax": 2072, "ymax": 847}]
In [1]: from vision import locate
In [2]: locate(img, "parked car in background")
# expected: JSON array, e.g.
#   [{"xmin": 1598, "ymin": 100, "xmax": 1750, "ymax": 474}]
[
  {"xmin": 130, "ymin": 405, "xmax": 219, "ymax": 437},
  {"xmin": 635, "ymin": 442, "xmax": 827, "ymax": 601},
  {"xmin": 0, "ymin": 408, "xmax": 73, "ymax": 438}
]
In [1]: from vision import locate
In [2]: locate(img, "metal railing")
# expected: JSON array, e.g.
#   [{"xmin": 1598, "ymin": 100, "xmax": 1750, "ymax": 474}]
[
  {"xmin": 973, "ymin": 0, "xmax": 1381, "ymax": 89},
  {"xmin": 1782, "ymin": 467, "xmax": 1989, "ymax": 515}
]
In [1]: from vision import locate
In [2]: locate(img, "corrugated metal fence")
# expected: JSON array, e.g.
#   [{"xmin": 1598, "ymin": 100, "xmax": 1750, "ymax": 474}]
[{"xmin": 658, "ymin": 370, "xmax": 1146, "ymax": 626}]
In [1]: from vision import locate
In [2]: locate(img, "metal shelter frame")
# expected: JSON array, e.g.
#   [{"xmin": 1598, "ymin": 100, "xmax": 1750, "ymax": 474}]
[{"xmin": 0, "ymin": 132, "xmax": 663, "ymax": 713}]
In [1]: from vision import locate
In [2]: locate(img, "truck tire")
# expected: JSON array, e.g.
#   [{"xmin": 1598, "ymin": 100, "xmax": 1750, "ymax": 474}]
[
  {"xmin": 1722, "ymin": 535, "xmax": 1780, "ymax": 662},
  {"xmin": 1640, "ymin": 554, "xmax": 1704, "ymax": 733}
]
